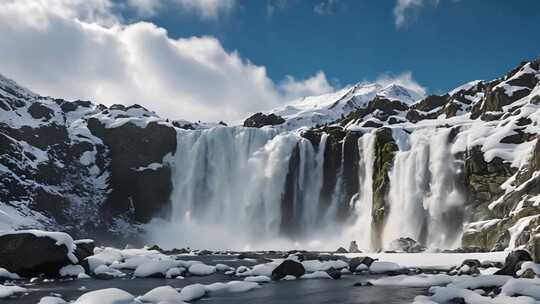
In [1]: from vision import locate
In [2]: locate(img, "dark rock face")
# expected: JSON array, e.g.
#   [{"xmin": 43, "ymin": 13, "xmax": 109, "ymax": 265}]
[
  {"xmin": 243, "ymin": 113, "xmax": 285, "ymax": 128},
  {"xmin": 87, "ymin": 119, "xmax": 176, "ymax": 223},
  {"xmin": 0, "ymin": 233, "xmax": 73, "ymax": 277},
  {"xmin": 495, "ymin": 250, "xmax": 533, "ymax": 276},
  {"xmin": 271, "ymin": 260, "xmax": 306, "ymax": 280},
  {"xmin": 371, "ymin": 128, "xmax": 398, "ymax": 250}
]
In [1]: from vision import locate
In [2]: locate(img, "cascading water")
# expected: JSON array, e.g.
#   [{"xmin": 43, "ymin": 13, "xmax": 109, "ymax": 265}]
[
  {"xmin": 146, "ymin": 127, "xmax": 341, "ymax": 250},
  {"xmin": 146, "ymin": 125, "xmax": 465, "ymax": 251},
  {"xmin": 382, "ymin": 128, "xmax": 465, "ymax": 249},
  {"xmin": 342, "ymin": 131, "xmax": 376, "ymax": 251}
]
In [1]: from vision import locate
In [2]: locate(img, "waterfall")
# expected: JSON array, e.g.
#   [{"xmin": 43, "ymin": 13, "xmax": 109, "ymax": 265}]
[
  {"xmin": 382, "ymin": 128, "xmax": 465, "ymax": 249},
  {"xmin": 342, "ymin": 131, "xmax": 376, "ymax": 251},
  {"xmin": 146, "ymin": 126, "xmax": 336, "ymax": 250},
  {"xmin": 145, "ymin": 125, "xmax": 465, "ymax": 251}
]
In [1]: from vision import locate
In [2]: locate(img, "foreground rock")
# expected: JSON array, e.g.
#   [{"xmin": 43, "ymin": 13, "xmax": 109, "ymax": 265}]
[
  {"xmin": 0, "ymin": 230, "xmax": 80, "ymax": 277},
  {"xmin": 495, "ymin": 249, "xmax": 533, "ymax": 276},
  {"xmin": 271, "ymin": 260, "xmax": 305, "ymax": 280}
]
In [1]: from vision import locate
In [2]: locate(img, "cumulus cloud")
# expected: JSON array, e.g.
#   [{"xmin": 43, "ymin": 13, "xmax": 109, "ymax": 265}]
[
  {"xmin": 0, "ymin": 0, "xmax": 336, "ymax": 122},
  {"xmin": 280, "ymin": 71, "xmax": 335, "ymax": 100},
  {"xmin": 374, "ymin": 72, "xmax": 427, "ymax": 96},
  {"xmin": 393, "ymin": 0, "xmax": 440, "ymax": 29}
]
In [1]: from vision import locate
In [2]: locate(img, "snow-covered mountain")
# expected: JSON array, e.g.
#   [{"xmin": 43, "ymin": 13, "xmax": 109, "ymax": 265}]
[
  {"xmin": 265, "ymin": 82, "xmax": 424, "ymax": 131},
  {"xmin": 1, "ymin": 57, "xmax": 539, "ymax": 254}
]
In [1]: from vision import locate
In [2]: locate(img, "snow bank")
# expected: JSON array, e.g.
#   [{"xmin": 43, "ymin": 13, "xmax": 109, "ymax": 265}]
[
  {"xmin": 0, "ymin": 284, "xmax": 27, "ymax": 298},
  {"xmin": 188, "ymin": 263, "xmax": 215, "ymax": 276},
  {"xmin": 302, "ymin": 271, "xmax": 332, "ymax": 279},
  {"xmin": 137, "ymin": 286, "xmax": 185, "ymax": 303},
  {"xmin": 179, "ymin": 284, "xmax": 206, "ymax": 301},
  {"xmin": 38, "ymin": 296, "xmax": 66, "ymax": 304},
  {"xmin": 369, "ymin": 261, "xmax": 403, "ymax": 273},
  {"xmin": 74, "ymin": 288, "xmax": 134, "ymax": 304},
  {"xmin": 370, "ymin": 274, "xmax": 454, "ymax": 287},
  {"xmin": 500, "ymin": 278, "xmax": 540, "ymax": 299},
  {"xmin": 204, "ymin": 281, "xmax": 260, "ymax": 293},
  {"xmin": 59, "ymin": 265, "xmax": 85, "ymax": 277},
  {"xmin": 0, "ymin": 268, "xmax": 20, "ymax": 279},
  {"xmin": 244, "ymin": 275, "xmax": 271, "ymax": 283}
]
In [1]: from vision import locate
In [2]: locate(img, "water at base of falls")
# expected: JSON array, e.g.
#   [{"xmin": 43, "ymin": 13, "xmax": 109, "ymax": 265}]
[{"xmin": 144, "ymin": 126, "xmax": 465, "ymax": 251}]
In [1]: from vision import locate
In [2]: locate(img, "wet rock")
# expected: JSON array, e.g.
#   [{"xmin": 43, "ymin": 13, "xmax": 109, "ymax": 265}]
[
  {"xmin": 73, "ymin": 239, "xmax": 95, "ymax": 261},
  {"xmin": 520, "ymin": 268, "xmax": 537, "ymax": 279},
  {"xmin": 325, "ymin": 267, "xmax": 341, "ymax": 279},
  {"xmin": 243, "ymin": 113, "xmax": 285, "ymax": 128},
  {"xmin": 349, "ymin": 256, "xmax": 376, "ymax": 272},
  {"xmin": 0, "ymin": 232, "xmax": 74, "ymax": 277},
  {"xmin": 348, "ymin": 241, "xmax": 361, "ymax": 253},
  {"xmin": 271, "ymin": 260, "xmax": 305, "ymax": 281},
  {"xmin": 389, "ymin": 237, "xmax": 426, "ymax": 253},
  {"xmin": 495, "ymin": 250, "xmax": 533, "ymax": 276}
]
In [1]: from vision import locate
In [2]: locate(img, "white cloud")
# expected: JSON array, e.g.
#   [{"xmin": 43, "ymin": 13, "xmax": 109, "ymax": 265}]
[
  {"xmin": 0, "ymin": 0, "xmax": 335, "ymax": 122},
  {"xmin": 374, "ymin": 72, "xmax": 427, "ymax": 96},
  {"xmin": 280, "ymin": 72, "xmax": 335, "ymax": 100},
  {"xmin": 126, "ymin": 0, "xmax": 236, "ymax": 19},
  {"xmin": 393, "ymin": 0, "xmax": 440, "ymax": 29}
]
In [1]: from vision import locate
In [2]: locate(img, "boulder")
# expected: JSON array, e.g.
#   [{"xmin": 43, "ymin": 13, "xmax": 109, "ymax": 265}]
[
  {"xmin": 389, "ymin": 237, "xmax": 426, "ymax": 253},
  {"xmin": 271, "ymin": 260, "xmax": 305, "ymax": 281},
  {"xmin": 335, "ymin": 247, "xmax": 348, "ymax": 254},
  {"xmin": 349, "ymin": 256, "xmax": 376, "ymax": 272},
  {"xmin": 495, "ymin": 250, "xmax": 533, "ymax": 276},
  {"xmin": 0, "ymin": 231, "xmax": 77, "ymax": 277},
  {"xmin": 348, "ymin": 241, "xmax": 361, "ymax": 253}
]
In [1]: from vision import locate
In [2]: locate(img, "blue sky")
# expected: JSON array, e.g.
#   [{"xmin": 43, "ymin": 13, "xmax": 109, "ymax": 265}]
[
  {"xmin": 132, "ymin": 0, "xmax": 540, "ymax": 94},
  {"xmin": 1, "ymin": 0, "xmax": 539, "ymax": 121}
]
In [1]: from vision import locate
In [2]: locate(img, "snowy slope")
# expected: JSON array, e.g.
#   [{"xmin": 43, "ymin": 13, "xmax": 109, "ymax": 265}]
[{"xmin": 268, "ymin": 82, "xmax": 424, "ymax": 131}]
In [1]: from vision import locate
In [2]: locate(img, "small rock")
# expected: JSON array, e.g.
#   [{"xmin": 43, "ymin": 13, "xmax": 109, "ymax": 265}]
[
  {"xmin": 325, "ymin": 267, "xmax": 341, "ymax": 280},
  {"xmin": 335, "ymin": 247, "xmax": 348, "ymax": 254},
  {"xmin": 349, "ymin": 256, "xmax": 376, "ymax": 272},
  {"xmin": 348, "ymin": 241, "xmax": 361, "ymax": 253},
  {"xmin": 520, "ymin": 268, "xmax": 537, "ymax": 279}
]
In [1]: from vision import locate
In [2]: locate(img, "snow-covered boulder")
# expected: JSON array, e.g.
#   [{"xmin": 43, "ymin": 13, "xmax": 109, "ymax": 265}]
[
  {"xmin": 188, "ymin": 263, "xmax": 215, "ymax": 276},
  {"xmin": 74, "ymin": 288, "xmax": 134, "ymax": 304},
  {"xmin": 137, "ymin": 286, "xmax": 184, "ymax": 303},
  {"xmin": 0, "ymin": 230, "xmax": 77, "ymax": 277}
]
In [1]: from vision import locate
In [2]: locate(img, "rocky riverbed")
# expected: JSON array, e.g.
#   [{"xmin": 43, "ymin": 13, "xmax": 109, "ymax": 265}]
[{"xmin": 1, "ymin": 230, "xmax": 540, "ymax": 303}]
